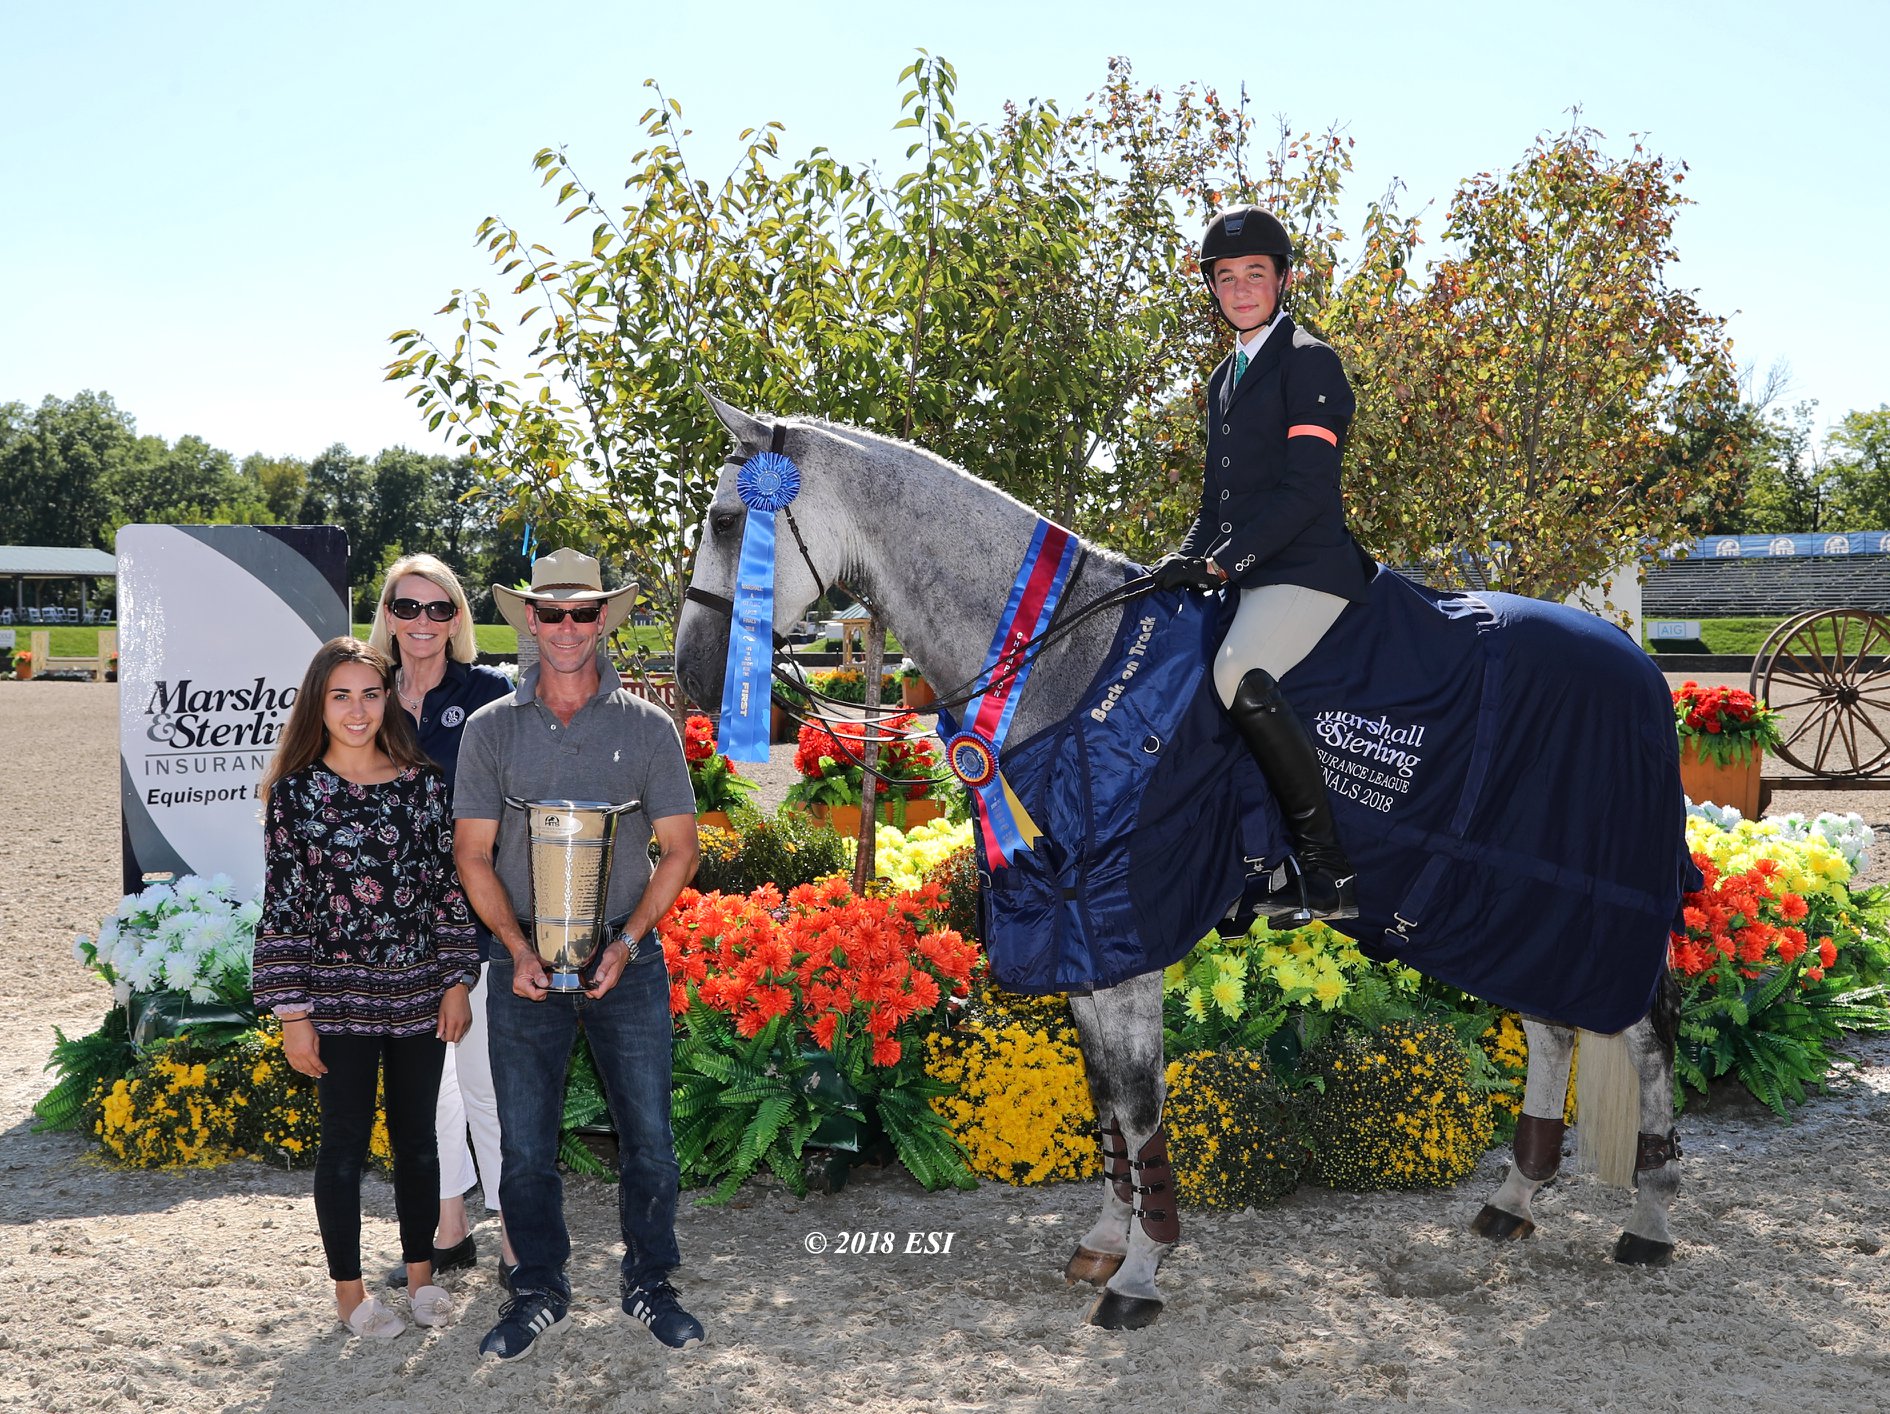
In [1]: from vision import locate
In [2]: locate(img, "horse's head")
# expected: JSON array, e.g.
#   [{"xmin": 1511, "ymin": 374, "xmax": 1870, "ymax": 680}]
[{"xmin": 674, "ymin": 394, "xmax": 835, "ymax": 710}]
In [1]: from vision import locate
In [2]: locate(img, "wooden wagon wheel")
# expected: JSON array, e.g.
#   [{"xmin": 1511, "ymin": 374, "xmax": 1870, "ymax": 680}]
[{"xmin": 1748, "ymin": 609, "xmax": 1890, "ymax": 778}]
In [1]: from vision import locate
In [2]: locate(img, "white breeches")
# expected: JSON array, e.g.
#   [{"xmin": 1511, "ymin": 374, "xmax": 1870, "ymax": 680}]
[
  {"xmin": 1212, "ymin": 582, "xmax": 1349, "ymax": 707},
  {"xmin": 435, "ymin": 962, "xmax": 503, "ymax": 1209}
]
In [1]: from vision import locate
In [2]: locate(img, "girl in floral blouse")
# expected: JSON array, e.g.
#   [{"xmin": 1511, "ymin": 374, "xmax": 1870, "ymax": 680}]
[{"xmin": 254, "ymin": 638, "xmax": 481, "ymax": 1341}]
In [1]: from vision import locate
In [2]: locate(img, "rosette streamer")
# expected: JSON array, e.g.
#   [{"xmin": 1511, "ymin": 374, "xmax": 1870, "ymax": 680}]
[
  {"xmin": 718, "ymin": 448, "xmax": 802, "ymax": 762},
  {"xmin": 936, "ymin": 520, "xmax": 1078, "ymax": 864}
]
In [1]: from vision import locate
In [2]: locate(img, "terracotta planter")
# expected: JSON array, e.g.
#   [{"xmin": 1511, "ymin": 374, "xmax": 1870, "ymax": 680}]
[
  {"xmin": 697, "ymin": 809, "xmax": 734, "ymax": 832},
  {"xmin": 802, "ymin": 797, "xmax": 945, "ymax": 835},
  {"xmin": 1678, "ymin": 738, "xmax": 1763, "ymax": 819},
  {"xmin": 900, "ymin": 676, "xmax": 937, "ymax": 711}
]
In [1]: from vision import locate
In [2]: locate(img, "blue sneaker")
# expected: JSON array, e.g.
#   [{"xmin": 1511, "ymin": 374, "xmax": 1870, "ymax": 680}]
[
  {"xmin": 621, "ymin": 1280, "xmax": 705, "ymax": 1349},
  {"xmin": 479, "ymin": 1292, "xmax": 568, "ymax": 1361}
]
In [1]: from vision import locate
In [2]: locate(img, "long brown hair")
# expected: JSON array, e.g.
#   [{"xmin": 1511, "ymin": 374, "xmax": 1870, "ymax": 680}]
[{"xmin": 262, "ymin": 638, "xmax": 437, "ymax": 801}]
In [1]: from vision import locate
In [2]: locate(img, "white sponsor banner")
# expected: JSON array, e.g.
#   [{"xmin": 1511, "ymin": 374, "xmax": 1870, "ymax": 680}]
[{"xmin": 117, "ymin": 525, "xmax": 349, "ymax": 898}]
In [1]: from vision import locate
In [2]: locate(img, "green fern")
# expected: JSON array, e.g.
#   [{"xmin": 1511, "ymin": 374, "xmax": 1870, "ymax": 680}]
[
  {"xmin": 1678, "ymin": 966, "xmax": 1889, "ymax": 1117},
  {"xmin": 34, "ymin": 1008, "xmax": 134, "ymax": 1133}
]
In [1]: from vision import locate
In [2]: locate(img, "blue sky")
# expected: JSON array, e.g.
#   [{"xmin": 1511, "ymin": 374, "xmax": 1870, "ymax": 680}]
[{"xmin": 3, "ymin": 0, "xmax": 1885, "ymax": 462}]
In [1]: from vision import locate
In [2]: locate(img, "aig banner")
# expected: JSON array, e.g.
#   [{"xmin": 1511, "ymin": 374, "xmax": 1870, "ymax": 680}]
[{"xmin": 117, "ymin": 525, "xmax": 350, "ymax": 897}]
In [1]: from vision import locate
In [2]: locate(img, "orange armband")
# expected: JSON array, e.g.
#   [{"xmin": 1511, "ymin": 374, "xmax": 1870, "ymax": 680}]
[{"xmin": 1287, "ymin": 424, "xmax": 1338, "ymax": 446}]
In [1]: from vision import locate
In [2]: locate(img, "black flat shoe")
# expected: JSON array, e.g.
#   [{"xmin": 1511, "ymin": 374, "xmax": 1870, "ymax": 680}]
[{"xmin": 384, "ymin": 1234, "xmax": 477, "ymax": 1289}]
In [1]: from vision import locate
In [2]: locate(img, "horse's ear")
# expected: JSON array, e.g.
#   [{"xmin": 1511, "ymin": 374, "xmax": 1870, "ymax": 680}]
[{"xmin": 700, "ymin": 390, "xmax": 770, "ymax": 451}]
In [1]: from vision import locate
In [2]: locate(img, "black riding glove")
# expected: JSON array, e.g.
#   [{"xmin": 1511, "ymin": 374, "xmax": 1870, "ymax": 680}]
[{"xmin": 1149, "ymin": 553, "xmax": 1222, "ymax": 593}]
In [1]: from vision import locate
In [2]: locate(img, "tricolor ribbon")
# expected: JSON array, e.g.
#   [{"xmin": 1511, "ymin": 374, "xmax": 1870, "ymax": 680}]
[
  {"xmin": 938, "ymin": 519, "xmax": 1079, "ymax": 865},
  {"xmin": 718, "ymin": 444, "xmax": 801, "ymax": 763}
]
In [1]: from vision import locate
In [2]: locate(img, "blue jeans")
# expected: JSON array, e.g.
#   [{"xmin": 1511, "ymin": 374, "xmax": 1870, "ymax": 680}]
[{"xmin": 487, "ymin": 939, "xmax": 681, "ymax": 1300}]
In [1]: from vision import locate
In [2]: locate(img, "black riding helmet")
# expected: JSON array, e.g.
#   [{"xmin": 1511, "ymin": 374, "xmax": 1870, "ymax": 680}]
[{"xmin": 1200, "ymin": 206, "xmax": 1294, "ymax": 331}]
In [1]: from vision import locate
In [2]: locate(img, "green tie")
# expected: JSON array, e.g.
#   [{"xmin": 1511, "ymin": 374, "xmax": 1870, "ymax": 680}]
[{"xmin": 1234, "ymin": 349, "xmax": 1249, "ymax": 384}]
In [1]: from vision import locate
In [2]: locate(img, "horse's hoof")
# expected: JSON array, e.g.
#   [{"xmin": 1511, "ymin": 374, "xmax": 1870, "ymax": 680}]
[
  {"xmin": 1470, "ymin": 1204, "xmax": 1535, "ymax": 1241},
  {"xmin": 1613, "ymin": 1233, "xmax": 1674, "ymax": 1267},
  {"xmin": 1086, "ymin": 1289, "xmax": 1163, "ymax": 1330},
  {"xmin": 1063, "ymin": 1246, "xmax": 1125, "ymax": 1286}
]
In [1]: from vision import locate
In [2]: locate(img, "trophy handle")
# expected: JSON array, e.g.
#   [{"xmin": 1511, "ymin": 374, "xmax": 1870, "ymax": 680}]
[{"xmin": 502, "ymin": 797, "xmax": 641, "ymax": 815}]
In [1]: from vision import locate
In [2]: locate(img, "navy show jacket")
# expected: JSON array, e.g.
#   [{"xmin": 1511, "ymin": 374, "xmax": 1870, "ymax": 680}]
[{"xmin": 1181, "ymin": 313, "xmax": 1374, "ymax": 602}]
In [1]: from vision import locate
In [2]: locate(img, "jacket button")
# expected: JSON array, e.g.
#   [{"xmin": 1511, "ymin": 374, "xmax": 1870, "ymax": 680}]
[
  {"xmin": 1220, "ymin": 522, "xmax": 1233, "ymax": 534},
  {"xmin": 1221, "ymin": 424, "xmax": 1231, "ymax": 434},
  {"xmin": 1221, "ymin": 456, "xmax": 1231, "ymax": 467},
  {"xmin": 1220, "ymin": 489, "xmax": 1230, "ymax": 500}
]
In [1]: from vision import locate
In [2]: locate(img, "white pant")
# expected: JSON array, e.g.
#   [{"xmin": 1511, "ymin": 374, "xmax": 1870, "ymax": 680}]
[
  {"xmin": 435, "ymin": 962, "xmax": 503, "ymax": 1209},
  {"xmin": 1213, "ymin": 582, "xmax": 1350, "ymax": 708}
]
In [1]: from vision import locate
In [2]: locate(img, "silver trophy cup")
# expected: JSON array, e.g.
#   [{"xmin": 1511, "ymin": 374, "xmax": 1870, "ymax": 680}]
[{"xmin": 503, "ymin": 797, "xmax": 641, "ymax": 992}]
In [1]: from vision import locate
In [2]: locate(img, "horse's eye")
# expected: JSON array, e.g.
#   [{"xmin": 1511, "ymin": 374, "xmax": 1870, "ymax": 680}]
[{"xmin": 711, "ymin": 509, "xmax": 741, "ymax": 536}]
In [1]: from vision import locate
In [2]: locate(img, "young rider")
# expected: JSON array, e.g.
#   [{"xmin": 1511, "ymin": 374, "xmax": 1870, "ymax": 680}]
[{"xmin": 1149, "ymin": 205, "xmax": 1374, "ymax": 927}]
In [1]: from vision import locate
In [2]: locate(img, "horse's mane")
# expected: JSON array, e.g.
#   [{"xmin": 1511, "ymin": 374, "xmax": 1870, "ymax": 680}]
[{"xmin": 796, "ymin": 416, "xmax": 1138, "ymax": 575}]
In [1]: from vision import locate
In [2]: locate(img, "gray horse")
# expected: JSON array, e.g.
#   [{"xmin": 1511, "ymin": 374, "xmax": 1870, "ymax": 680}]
[{"xmin": 674, "ymin": 397, "xmax": 1683, "ymax": 1330}]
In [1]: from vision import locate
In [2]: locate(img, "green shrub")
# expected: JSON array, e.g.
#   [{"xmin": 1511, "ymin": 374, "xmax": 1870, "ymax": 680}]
[
  {"xmin": 693, "ymin": 813, "xmax": 851, "ymax": 898},
  {"xmin": 1164, "ymin": 1049, "xmax": 1307, "ymax": 1208},
  {"xmin": 1305, "ymin": 1019, "xmax": 1492, "ymax": 1190},
  {"xmin": 924, "ymin": 844, "xmax": 981, "ymax": 942}
]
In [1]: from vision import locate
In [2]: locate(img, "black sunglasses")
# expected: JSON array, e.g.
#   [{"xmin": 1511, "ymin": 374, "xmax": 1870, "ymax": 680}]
[
  {"xmin": 534, "ymin": 603, "xmax": 603, "ymax": 625},
  {"xmin": 387, "ymin": 597, "xmax": 458, "ymax": 622}
]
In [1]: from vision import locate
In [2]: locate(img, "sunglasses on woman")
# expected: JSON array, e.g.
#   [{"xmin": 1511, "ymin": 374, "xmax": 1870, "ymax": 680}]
[
  {"xmin": 533, "ymin": 603, "xmax": 603, "ymax": 624},
  {"xmin": 387, "ymin": 597, "xmax": 458, "ymax": 622},
  {"xmin": 383, "ymin": 593, "xmax": 457, "ymax": 620}
]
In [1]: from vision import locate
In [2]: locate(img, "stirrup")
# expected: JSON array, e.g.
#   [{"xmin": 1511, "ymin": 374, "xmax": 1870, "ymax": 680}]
[{"xmin": 1262, "ymin": 857, "xmax": 1359, "ymax": 930}]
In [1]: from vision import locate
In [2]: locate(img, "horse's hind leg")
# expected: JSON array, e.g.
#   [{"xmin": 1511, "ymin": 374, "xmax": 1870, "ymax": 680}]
[
  {"xmin": 1068, "ymin": 972, "xmax": 1176, "ymax": 1329},
  {"xmin": 1065, "ymin": 990, "xmax": 1131, "ymax": 1287},
  {"xmin": 1472, "ymin": 1018, "xmax": 1575, "ymax": 1241},
  {"xmin": 1615, "ymin": 974, "xmax": 1682, "ymax": 1267}
]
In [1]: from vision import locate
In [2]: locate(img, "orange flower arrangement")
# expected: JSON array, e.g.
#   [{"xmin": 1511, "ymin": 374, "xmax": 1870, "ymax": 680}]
[
  {"xmin": 787, "ymin": 713, "xmax": 941, "ymax": 808},
  {"xmin": 1669, "ymin": 851, "xmax": 1835, "ymax": 985},
  {"xmin": 659, "ymin": 876, "xmax": 977, "ymax": 1069},
  {"xmin": 1672, "ymin": 681, "xmax": 1781, "ymax": 767},
  {"xmin": 682, "ymin": 714, "xmax": 756, "ymax": 814}
]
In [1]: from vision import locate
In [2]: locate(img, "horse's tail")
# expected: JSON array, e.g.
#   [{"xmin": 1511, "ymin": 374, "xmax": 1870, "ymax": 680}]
[{"xmin": 1574, "ymin": 1027, "xmax": 1640, "ymax": 1189}]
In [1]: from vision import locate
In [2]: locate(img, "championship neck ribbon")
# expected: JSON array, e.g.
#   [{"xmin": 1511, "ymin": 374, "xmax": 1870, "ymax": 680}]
[
  {"xmin": 717, "ymin": 441, "xmax": 801, "ymax": 763},
  {"xmin": 937, "ymin": 519, "xmax": 1079, "ymax": 866}
]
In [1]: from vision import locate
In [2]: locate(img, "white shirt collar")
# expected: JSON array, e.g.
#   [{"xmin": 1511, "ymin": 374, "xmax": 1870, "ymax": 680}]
[{"xmin": 1236, "ymin": 315, "xmax": 1282, "ymax": 362}]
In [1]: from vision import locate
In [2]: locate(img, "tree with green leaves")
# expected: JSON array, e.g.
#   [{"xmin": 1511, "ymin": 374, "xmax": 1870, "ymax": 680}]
[
  {"xmin": 1827, "ymin": 406, "xmax": 1890, "ymax": 529},
  {"xmin": 0, "ymin": 391, "xmax": 136, "ymax": 548}
]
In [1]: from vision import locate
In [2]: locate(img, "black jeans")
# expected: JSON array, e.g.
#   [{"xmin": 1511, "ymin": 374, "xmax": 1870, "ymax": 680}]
[{"xmin": 313, "ymin": 1031, "xmax": 445, "ymax": 1282}]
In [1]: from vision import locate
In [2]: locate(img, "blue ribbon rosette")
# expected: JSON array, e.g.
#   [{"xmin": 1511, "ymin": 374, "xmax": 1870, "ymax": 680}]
[{"xmin": 717, "ymin": 449, "xmax": 801, "ymax": 762}]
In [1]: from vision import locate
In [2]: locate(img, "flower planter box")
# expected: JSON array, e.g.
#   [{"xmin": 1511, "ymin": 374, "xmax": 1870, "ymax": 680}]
[
  {"xmin": 697, "ymin": 810, "xmax": 734, "ymax": 832},
  {"xmin": 900, "ymin": 676, "xmax": 938, "ymax": 711},
  {"xmin": 801, "ymin": 798, "xmax": 944, "ymax": 835},
  {"xmin": 1678, "ymin": 739, "xmax": 1763, "ymax": 819}
]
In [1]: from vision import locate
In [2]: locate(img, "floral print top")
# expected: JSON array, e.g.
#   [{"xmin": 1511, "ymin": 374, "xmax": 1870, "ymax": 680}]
[{"xmin": 253, "ymin": 764, "xmax": 480, "ymax": 1037}]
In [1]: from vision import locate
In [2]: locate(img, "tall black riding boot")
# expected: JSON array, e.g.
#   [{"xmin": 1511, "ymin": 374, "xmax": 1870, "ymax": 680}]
[{"xmin": 1227, "ymin": 668, "xmax": 1359, "ymax": 929}]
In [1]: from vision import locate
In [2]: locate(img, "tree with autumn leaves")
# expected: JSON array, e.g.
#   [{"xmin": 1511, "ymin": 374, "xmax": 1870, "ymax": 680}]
[
  {"xmin": 1326, "ymin": 125, "xmax": 1742, "ymax": 598},
  {"xmin": 388, "ymin": 60, "xmax": 1744, "ymax": 620}
]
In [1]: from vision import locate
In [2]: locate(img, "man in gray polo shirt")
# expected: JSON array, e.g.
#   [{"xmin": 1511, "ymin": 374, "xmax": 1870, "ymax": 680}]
[{"xmin": 452, "ymin": 548, "xmax": 703, "ymax": 1360}]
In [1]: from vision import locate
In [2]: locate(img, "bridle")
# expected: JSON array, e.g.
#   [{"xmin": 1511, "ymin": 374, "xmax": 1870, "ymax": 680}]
[{"xmin": 681, "ymin": 421, "xmax": 1161, "ymax": 788}]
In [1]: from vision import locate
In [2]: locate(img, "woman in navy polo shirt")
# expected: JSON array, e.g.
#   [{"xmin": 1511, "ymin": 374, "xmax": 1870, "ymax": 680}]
[{"xmin": 368, "ymin": 553, "xmax": 515, "ymax": 1288}]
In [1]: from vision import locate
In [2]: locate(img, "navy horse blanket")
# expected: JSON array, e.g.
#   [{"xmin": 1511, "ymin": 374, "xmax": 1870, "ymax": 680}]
[{"xmin": 977, "ymin": 564, "xmax": 1692, "ymax": 1033}]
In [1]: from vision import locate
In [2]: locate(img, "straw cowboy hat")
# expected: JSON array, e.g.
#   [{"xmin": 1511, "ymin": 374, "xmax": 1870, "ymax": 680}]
[{"xmin": 492, "ymin": 547, "xmax": 637, "ymax": 637}]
